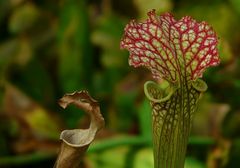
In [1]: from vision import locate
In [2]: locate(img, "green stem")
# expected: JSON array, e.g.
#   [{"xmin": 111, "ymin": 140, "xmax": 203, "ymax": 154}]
[
  {"xmin": 89, "ymin": 136, "xmax": 148, "ymax": 152},
  {"xmin": 0, "ymin": 152, "xmax": 56, "ymax": 166},
  {"xmin": 144, "ymin": 79, "xmax": 207, "ymax": 168}
]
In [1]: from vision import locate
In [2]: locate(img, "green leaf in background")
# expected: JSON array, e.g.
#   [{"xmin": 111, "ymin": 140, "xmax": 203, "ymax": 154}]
[
  {"xmin": 58, "ymin": 0, "xmax": 93, "ymax": 93},
  {"xmin": 8, "ymin": 2, "xmax": 40, "ymax": 34},
  {"xmin": 138, "ymin": 98, "xmax": 152, "ymax": 141},
  {"xmin": 229, "ymin": 0, "xmax": 240, "ymax": 15},
  {"xmin": 114, "ymin": 79, "xmax": 139, "ymax": 131},
  {"xmin": 58, "ymin": 0, "xmax": 94, "ymax": 127},
  {"xmin": 0, "ymin": 39, "xmax": 19, "ymax": 78},
  {"xmin": 0, "ymin": 1, "xmax": 10, "ymax": 25},
  {"xmin": 133, "ymin": 0, "xmax": 172, "ymax": 18},
  {"xmin": 91, "ymin": 14, "xmax": 128, "ymax": 69},
  {"xmin": 0, "ymin": 37, "xmax": 33, "ymax": 76},
  {"xmin": 184, "ymin": 157, "xmax": 206, "ymax": 168},
  {"xmin": 133, "ymin": 148, "xmax": 153, "ymax": 168},
  {"xmin": 24, "ymin": 107, "xmax": 59, "ymax": 140},
  {"xmin": 9, "ymin": 58, "xmax": 54, "ymax": 106},
  {"xmin": 225, "ymin": 139, "xmax": 240, "ymax": 167},
  {"xmin": 218, "ymin": 39, "xmax": 233, "ymax": 64},
  {"xmin": 222, "ymin": 109, "xmax": 240, "ymax": 138},
  {"xmin": 92, "ymin": 13, "xmax": 137, "ymax": 131},
  {"xmin": 89, "ymin": 146, "xmax": 130, "ymax": 168}
]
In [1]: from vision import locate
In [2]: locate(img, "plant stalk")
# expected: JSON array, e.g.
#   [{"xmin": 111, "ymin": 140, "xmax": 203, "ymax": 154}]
[{"xmin": 144, "ymin": 79, "xmax": 207, "ymax": 168}]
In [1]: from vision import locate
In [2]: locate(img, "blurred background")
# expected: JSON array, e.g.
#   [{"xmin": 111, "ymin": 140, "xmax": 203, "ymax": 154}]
[{"xmin": 0, "ymin": 0, "xmax": 240, "ymax": 167}]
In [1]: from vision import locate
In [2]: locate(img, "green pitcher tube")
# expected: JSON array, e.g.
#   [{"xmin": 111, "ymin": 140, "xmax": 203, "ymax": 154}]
[{"xmin": 144, "ymin": 79, "xmax": 207, "ymax": 168}]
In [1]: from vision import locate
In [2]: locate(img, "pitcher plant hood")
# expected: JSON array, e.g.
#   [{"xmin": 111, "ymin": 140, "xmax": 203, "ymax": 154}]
[{"xmin": 120, "ymin": 9, "xmax": 220, "ymax": 83}]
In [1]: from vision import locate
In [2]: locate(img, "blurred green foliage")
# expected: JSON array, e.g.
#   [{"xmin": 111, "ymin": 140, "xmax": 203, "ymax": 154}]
[{"xmin": 0, "ymin": 0, "xmax": 240, "ymax": 167}]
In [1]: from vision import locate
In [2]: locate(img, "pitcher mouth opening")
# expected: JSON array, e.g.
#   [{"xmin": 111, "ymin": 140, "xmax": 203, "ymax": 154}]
[
  {"xmin": 144, "ymin": 80, "xmax": 175, "ymax": 103},
  {"xmin": 60, "ymin": 129, "xmax": 96, "ymax": 148}
]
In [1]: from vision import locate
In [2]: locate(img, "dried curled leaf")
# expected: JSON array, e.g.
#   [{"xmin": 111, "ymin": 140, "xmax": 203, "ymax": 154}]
[
  {"xmin": 55, "ymin": 90, "xmax": 104, "ymax": 168},
  {"xmin": 121, "ymin": 9, "xmax": 220, "ymax": 82},
  {"xmin": 58, "ymin": 90, "xmax": 104, "ymax": 147}
]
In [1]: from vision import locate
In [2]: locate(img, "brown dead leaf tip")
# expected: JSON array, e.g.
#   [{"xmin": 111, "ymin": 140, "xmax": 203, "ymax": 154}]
[{"xmin": 58, "ymin": 90, "xmax": 104, "ymax": 129}]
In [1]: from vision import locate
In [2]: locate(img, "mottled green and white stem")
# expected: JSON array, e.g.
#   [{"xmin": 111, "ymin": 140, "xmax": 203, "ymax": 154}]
[{"xmin": 144, "ymin": 79, "xmax": 207, "ymax": 168}]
